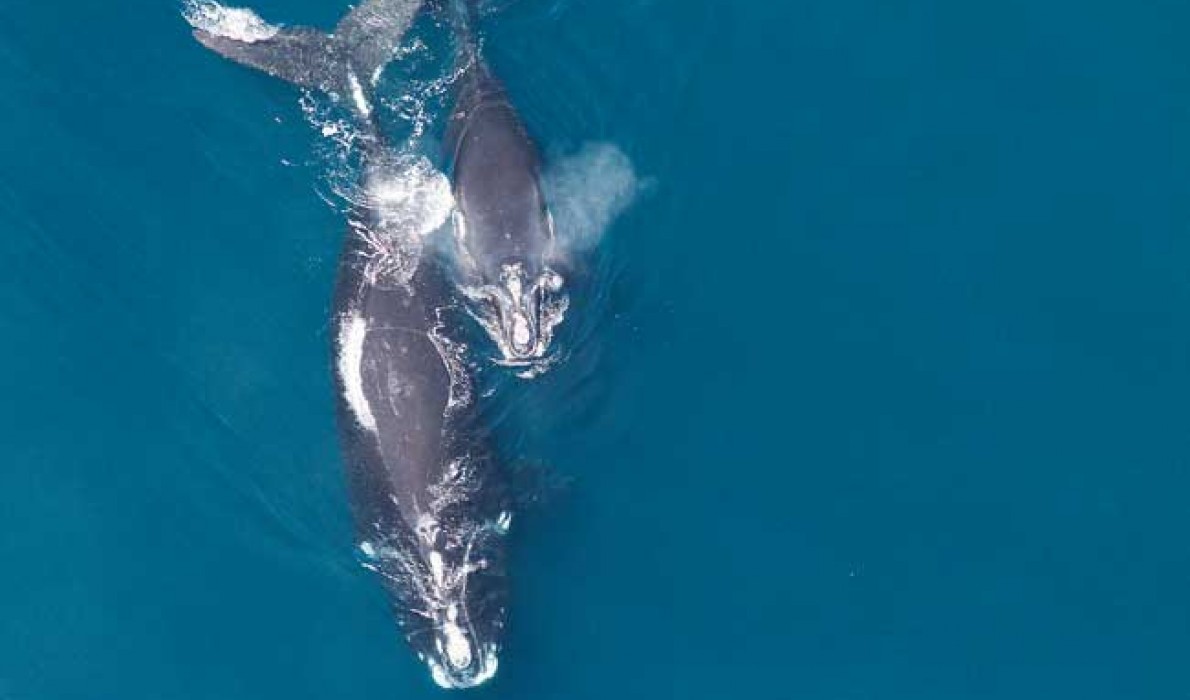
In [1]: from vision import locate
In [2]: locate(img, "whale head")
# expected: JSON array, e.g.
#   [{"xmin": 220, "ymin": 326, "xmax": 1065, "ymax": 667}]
[
  {"xmin": 423, "ymin": 601, "xmax": 501, "ymax": 689},
  {"xmin": 465, "ymin": 261, "xmax": 568, "ymax": 368},
  {"xmin": 413, "ymin": 531, "xmax": 508, "ymax": 689},
  {"xmin": 361, "ymin": 511, "xmax": 511, "ymax": 690},
  {"xmin": 451, "ymin": 204, "xmax": 570, "ymax": 370}
]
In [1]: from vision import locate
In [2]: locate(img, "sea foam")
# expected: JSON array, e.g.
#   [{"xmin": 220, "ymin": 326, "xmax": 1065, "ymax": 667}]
[{"xmin": 182, "ymin": 0, "xmax": 280, "ymax": 43}]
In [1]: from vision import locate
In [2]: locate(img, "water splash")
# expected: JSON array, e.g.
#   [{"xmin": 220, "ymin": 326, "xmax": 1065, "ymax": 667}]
[
  {"xmin": 292, "ymin": 28, "xmax": 463, "ymax": 248},
  {"xmin": 182, "ymin": 0, "xmax": 280, "ymax": 43},
  {"xmin": 544, "ymin": 142, "xmax": 645, "ymax": 252},
  {"xmin": 368, "ymin": 155, "xmax": 456, "ymax": 238},
  {"xmin": 299, "ymin": 92, "xmax": 370, "ymax": 208}
]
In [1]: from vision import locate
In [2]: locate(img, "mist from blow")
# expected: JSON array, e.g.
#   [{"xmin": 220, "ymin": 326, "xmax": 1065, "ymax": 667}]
[{"xmin": 544, "ymin": 142, "xmax": 645, "ymax": 253}]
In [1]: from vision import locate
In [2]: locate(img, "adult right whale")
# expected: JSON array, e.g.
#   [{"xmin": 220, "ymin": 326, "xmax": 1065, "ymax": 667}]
[
  {"xmin": 443, "ymin": 0, "xmax": 570, "ymax": 369},
  {"xmin": 333, "ymin": 198, "xmax": 511, "ymax": 690},
  {"xmin": 188, "ymin": 0, "xmax": 511, "ymax": 688}
]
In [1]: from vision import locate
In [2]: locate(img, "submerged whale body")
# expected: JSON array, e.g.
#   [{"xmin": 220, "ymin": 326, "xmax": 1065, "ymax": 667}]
[{"xmin": 186, "ymin": 0, "xmax": 513, "ymax": 688}]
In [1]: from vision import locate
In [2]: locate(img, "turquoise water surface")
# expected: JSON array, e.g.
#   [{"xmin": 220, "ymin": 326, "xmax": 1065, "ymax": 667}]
[{"xmin": 2, "ymin": 0, "xmax": 1190, "ymax": 698}]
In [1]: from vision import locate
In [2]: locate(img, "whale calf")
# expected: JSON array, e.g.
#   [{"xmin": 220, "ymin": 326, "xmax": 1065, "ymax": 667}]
[
  {"xmin": 443, "ymin": 0, "xmax": 570, "ymax": 369},
  {"xmin": 187, "ymin": 0, "xmax": 511, "ymax": 687}
]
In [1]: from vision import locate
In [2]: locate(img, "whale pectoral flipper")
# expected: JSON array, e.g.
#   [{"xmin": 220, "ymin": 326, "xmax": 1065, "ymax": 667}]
[{"xmin": 193, "ymin": 28, "xmax": 344, "ymax": 91}]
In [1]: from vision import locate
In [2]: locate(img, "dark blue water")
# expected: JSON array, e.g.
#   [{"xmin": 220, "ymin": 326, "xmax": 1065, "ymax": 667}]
[{"xmin": 2, "ymin": 0, "xmax": 1189, "ymax": 698}]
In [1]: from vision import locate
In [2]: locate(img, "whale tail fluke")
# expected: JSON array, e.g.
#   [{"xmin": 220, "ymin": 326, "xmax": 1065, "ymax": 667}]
[
  {"xmin": 186, "ymin": 0, "xmax": 425, "ymax": 114},
  {"xmin": 192, "ymin": 27, "xmax": 344, "ymax": 91},
  {"xmin": 333, "ymin": 0, "xmax": 425, "ymax": 84}
]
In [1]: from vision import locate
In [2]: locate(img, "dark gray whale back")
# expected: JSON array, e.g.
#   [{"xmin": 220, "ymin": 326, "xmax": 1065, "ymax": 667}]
[
  {"xmin": 331, "ymin": 210, "xmax": 510, "ymax": 688},
  {"xmin": 446, "ymin": 64, "xmax": 554, "ymax": 280},
  {"xmin": 332, "ymin": 225, "xmax": 469, "ymax": 534}
]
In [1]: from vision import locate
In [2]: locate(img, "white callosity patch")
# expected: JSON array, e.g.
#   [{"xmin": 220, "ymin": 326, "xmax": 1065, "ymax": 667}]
[
  {"xmin": 512, "ymin": 314, "xmax": 531, "ymax": 348},
  {"xmin": 182, "ymin": 0, "xmax": 280, "ymax": 43},
  {"xmin": 416, "ymin": 514, "xmax": 440, "ymax": 545},
  {"xmin": 337, "ymin": 311, "xmax": 377, "ymax": 431},
  {"xmin": 503, "ymin": 269, "xmax": 533, "ymax": 349},
  {"xmin": 460, "ymin": 263, "xmax": 569, "ymax": 378},
  {"xmin": 441, "ymin": 605, "xmax": 473, "ymax": 669},
  {"xmin": 543, "ymin": 142, "xmax": 644, "ymax": 251}
]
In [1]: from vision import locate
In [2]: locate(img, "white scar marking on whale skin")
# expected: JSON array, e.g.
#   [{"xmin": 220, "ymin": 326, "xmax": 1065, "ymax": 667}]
[
  {"xmin": 338, "ymin": 312, "xmax": 377, "ymax": 432},
  {"xmin": 429, "ymin": 550, "xmax": 447, "ymax": 586},
  {"xmin": 347, "ymin": 71, "xmax": 373, "ymax": 118}
]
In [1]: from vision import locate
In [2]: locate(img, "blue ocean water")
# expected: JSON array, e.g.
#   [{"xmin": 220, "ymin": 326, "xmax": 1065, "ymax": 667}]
[{"xmin": 2, "ymin": 0, "xmax": 1190, "ymax": 698}]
